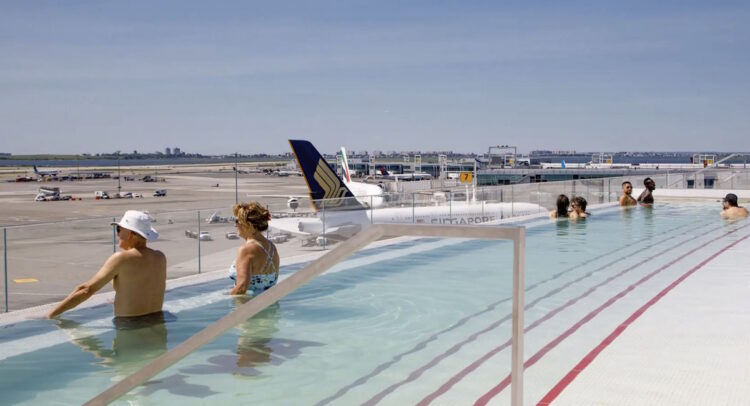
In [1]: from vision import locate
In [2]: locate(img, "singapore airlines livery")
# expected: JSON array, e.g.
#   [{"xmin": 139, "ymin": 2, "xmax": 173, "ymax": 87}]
[{"xmin": 272, "ymin": 139, "xmax": 544, "ymax": 242}]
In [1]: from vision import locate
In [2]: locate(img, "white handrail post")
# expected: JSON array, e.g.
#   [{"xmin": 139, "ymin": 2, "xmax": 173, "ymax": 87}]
[{"xmin": 511, "ymin": 227, "xmax": 525, "ymax": 406}]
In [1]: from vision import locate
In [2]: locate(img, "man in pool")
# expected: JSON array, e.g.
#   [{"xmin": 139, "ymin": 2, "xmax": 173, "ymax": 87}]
[
  {"xmin": 720, "ymin": 193, "xmax": 749, "ymax": 219},
  {"xmin": 637, "ymin": 177, "xmax": 656, "ymax": 204},
  {"xmin": 619, "ymin": 181, "xmax": 637, "ymax": 207},
  {"xmin": 46, "ymin": 210, "xmax": 167, "ymax": 319}
]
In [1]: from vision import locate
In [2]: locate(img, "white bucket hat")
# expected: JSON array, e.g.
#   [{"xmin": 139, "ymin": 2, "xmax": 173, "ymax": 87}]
[{"xmin": 111, "ymin": 210, "xmax": 159, "ymax": 241}]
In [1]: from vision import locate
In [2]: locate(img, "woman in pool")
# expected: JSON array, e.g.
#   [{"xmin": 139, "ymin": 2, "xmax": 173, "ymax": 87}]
[
  {"xmin": 229, "ymin": 202, "xmax": 280, "ymax": 295},
  {"xmin": 549, "ymin": 194, "xmax": 570, "ymax": 218},
  {"xmin": 569, "ymin": 196, "xmax": 589, "ymax": 219}
]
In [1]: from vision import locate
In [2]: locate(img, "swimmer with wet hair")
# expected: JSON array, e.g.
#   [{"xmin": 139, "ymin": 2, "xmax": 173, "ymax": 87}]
[
  {"xmin": 569, "ymin": 196, "xmax": 589, "ymax": 219},
  {"xmin": 619, "ymin": 181, "xmax": 637, "ymax": 207},
  {"xmin": 720, "ymin": 193, "xmax": 748, "ymax": 219},
  {"xmin": 550, "ymin": 194, "xmax": 570, "ymax": 218}
]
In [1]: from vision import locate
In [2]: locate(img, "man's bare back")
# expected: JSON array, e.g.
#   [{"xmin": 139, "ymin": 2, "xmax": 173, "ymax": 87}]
[
  {"xmin": 720, "ymin": 194, "xmax": 748, "ymax": 220},
  {"xmin": 112, "ymin": 247, "xmax": 166, "ymax": 317},
  {"xmin": 47, "ymin": 210, "xmax": 166, "ymax": 318},
  {"xmin": 721, "ymin": 206, "xmax": 749, "ymax": 220}
]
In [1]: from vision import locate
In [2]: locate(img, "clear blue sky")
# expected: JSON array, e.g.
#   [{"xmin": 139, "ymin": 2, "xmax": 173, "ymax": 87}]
[{"xmin": 1, "ymin": 1, "xmax": 748, "ymax": 154}]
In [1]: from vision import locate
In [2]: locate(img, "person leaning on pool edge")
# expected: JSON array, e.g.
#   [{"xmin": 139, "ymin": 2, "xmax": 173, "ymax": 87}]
[
  {"xmin": 46, "ymin": 210, "xmax": 167, "ymax": 319},
  {"xmin": 720, "ymin": 193, "xmax": 749, "ymax": 219},
  {"xmin": 228, "ymin": 202, "xmax": 280, "ymax": 295}
]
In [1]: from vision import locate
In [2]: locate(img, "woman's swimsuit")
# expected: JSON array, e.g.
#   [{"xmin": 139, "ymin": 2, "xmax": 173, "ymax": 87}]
[{"xmin": 229, "ymin": 240, "xmax": 278, "ymax": 294}]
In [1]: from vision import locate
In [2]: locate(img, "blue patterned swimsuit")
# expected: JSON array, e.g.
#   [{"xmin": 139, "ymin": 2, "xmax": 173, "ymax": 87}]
[{"xmin": 229, "ymin": 240, "xmax": 278, "ymax": 294}]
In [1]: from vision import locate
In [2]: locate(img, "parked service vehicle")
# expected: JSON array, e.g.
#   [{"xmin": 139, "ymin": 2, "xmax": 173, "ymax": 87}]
[
  {"xmin": 225, "ymin": 232, "xmax": 239, "ymax": 239},
  {"xmin": 153, "ymin": 189, "xmax": 167, "ymax": 197},
  {"xmin": 94, "ymin": 191, "xmax": 110, "ymax": 199},
  {"xmin": 198, "ymin": 231, "xmax": 212, "ymax": 241}
]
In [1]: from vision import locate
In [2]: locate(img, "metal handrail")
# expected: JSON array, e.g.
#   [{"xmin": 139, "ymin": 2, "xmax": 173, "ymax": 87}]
[{"xmin": 85, "ymin": 224, "xmax": 527, "ymax": 406}]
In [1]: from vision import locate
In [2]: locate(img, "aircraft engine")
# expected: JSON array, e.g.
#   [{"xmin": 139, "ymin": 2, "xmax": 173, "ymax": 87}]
[{"xmin": 288, "ymin": 197, "xmax": 299, "ymax": 211}]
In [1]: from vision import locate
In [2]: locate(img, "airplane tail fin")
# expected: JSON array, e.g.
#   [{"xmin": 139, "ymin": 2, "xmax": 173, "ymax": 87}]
[
  {"xmin": 33, "ymin": 164, "xmax": 39, "ymax": 175},
  {"xmin": 379, "ymin": 167, "xmax": 388, "ymax": 176},
  {"xmin": 289, "ymin": 140, "xmax": 363, "ymax": 211},
  {"xmin": 340, "ymin": 147, "xmax": 351, "ymax": 183},
  {"xmin": 561, "ymin": 160, "xmax": 566, "ymax": 169}
]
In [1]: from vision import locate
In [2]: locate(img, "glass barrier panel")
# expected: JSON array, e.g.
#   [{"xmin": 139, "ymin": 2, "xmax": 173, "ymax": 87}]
[
  {"xmin": 146, "ymin": 209, "xmax": 204, "ymax": 279},
  {"xmin": 192, "ymin": 206, "xmax": 244, "ymax": 275},
  {"xmin": 313, "ymin": 196, "xmax": 372, "ymax": 250},
  {"xmin": 4, "ymin": 218, "xmax": 116, "ymax": 311}
]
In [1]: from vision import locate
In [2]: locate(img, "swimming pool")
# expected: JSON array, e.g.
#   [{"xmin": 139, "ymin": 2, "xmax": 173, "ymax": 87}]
[{"xmin": 1, "ymin": 201, "xmax": 747, "ymax": 405}]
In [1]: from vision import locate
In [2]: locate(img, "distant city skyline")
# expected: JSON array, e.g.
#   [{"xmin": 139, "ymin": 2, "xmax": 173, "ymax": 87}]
[{"xmin": 1, "ymin": 1, "xmax": 749, "ymax": 154}]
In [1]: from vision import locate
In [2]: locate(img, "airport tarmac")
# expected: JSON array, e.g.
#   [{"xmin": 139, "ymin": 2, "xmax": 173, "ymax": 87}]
[{"xmin": 0, "ymin": 165, "xmax": 325, "ymax": 311}]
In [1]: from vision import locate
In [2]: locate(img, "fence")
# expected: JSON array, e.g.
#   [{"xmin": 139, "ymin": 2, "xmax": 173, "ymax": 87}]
[{"xmin": 2, "ymin": 170, "xmax": 749, "ymax": 312}]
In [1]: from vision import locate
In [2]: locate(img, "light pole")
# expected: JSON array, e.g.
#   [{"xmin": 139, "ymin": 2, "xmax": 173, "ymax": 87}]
[{"xmin": 116, "ymin": 151, "xmax": 121, "ymax": 194}]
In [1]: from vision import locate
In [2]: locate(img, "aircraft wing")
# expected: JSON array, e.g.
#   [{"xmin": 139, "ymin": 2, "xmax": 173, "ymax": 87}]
[
  {"xmin": 249, "ymin": 194, "xmax": 306, "ymax": 199},
  {"xmin": 269, "ymin": 217, "xmax": 309, "ymax": 236}
]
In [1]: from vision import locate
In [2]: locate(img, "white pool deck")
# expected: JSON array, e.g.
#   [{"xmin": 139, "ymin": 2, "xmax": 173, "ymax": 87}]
[
  {"xmin": 1, "ymin": 188, "xmax": 749, "ymax": 405},
  {"xmin": 551, "ymin": 233, "xmax": 750, "ymax": 406}
]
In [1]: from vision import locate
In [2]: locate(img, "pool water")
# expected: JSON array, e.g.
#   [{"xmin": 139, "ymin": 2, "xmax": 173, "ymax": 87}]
[{"xmin": 1, "ymin": 201, "xmax": 747, "ymax": 405}]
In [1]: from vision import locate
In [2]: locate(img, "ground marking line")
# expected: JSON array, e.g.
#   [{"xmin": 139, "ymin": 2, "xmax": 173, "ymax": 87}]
[
  {"xmin": 313, "ymin": 221, "xmax": 702, "ymax": 406},
  {"xmin": 536, "ymin": 232, "xmax": 750, "ymax": 405},
  {"xmin": 472, "ymin": 224, "xmax": 750, "ymax": 405},
  {"xmin": 353, "ymin": 221, "xmax": 716, "ymax": 405}
]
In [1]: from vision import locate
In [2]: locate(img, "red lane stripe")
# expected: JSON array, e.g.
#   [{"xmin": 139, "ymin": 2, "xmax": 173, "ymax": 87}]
[
  {"xmin": 473, "ymin": 225, "xmax": 749, "ymax": 406},
  {"xmin": 414, "ymin": 222, "xmax": 724, "ymax": 405},
  {"xmin": 537, "ymin": 233, "xmax": 750, "ymax": 405}
]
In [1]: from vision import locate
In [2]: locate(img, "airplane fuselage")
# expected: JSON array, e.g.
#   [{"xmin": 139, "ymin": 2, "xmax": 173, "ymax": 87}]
[{"xmin": 294, "ymin": 201, "xmax": 543, "ymax": 235}]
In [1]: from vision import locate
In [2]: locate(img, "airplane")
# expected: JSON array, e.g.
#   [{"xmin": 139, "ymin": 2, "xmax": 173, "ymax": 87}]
[
  {"xmin": 378, "ymin": 167, "xmax": 432, "ymax": 181},
  {"xmin": 270, "ymin": 139, "xmax": 545, "ymax": 245},
  {"xmin": 33, "ymin": 164, "xmax": 58, "ymax": 178}
]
